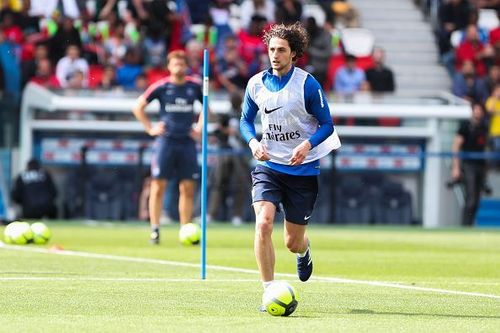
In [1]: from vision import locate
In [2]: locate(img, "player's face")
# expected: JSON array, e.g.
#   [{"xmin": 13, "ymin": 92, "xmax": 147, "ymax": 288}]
[
  {"xmin": 268, "ymin": 37, "xmax": 296, "ymax": 76},
  {"xmin": 168, "ymin": 57, "xmax": 188, "ymax": 77}
]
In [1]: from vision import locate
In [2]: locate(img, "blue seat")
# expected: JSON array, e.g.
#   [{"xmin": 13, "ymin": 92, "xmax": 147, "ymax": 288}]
[
  {"xmin": 373, "ymin": 181, "xmax": 413, "ymax": 225},
  {"xmin": 335, "ymin": 175, "xmax": 371, "ymax": 224}
]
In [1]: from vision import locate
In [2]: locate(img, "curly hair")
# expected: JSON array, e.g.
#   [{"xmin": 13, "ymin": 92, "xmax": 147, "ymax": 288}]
[{"xmin": 263, "ymin": 22, "xmax": 309, "ymax": 61}]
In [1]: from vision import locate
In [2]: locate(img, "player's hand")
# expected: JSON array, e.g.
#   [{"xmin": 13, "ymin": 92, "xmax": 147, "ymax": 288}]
[
  {"xmin": 290, "ymin": 140, "xmax": 311, "ymax": 166},
  {"xmin": 147, "ymin": 123, "xmax": 166, "ymax": 137},
  {"xmin": 451, "ymin": 165, "xmax": 461, "ymax": 181},
  {"xmin": 249, "ymin": 139, "xmax": 270, "ymax": 161},
  {"xmin": 190, "ymin": 128, "xmax": 201, "ymax": 141}
]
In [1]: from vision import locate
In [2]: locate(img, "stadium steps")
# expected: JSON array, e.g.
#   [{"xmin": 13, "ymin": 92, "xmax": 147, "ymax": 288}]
[{"xmin": 350, "ymin": 0, "xmax": 450, "ymax": 95}]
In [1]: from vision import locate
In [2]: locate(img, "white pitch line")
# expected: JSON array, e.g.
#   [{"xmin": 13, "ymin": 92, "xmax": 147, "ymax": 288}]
[
  {"xmin": 1, "ymin": 242, "xmax": 499, "ymax": 300},
  {"xmin": 0, "ymin": 277, "xmax": 259, "ymax": 283}
]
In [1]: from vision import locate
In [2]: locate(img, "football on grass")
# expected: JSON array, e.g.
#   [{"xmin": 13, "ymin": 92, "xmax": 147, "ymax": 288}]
[
  {"xmin": 262, "ymin": 281, "xmax": 299, "ymax": 317},
  {"xmin": 178, "ymin": 223, "xmax": 201, "ymax": 245},
  {"xmin": 31, "ymin": 222, "xmax": 51, "ymax": 244},
  {"xmin": 3, "ymin": 221, "xmax": 34, "ymax": 245}
]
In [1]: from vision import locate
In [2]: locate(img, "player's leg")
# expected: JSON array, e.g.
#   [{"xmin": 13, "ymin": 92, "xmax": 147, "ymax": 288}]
[
  {"xmin": 149, "ymin": 178, "xmax": 167, "ymax": 244},
  {"xmin": 176, "ymin": 139, "xmax": 199, "ymax": 225},
  {"xmin": 149, "ymin": 136, "xmax": 172, "ymax": 243},
  {"xmin": 284, "ymin": 222, "xmax": 308, "ymax": 254},
  {"xmin": 281, "ymin": 174, "xmax": 318, "ymax": 281},
  {"xmin": 178, "ymin": 179, "xmax": 196, "ymax": 225},
  {"xmin": 254, "ymin": 201, "xmax": 277, "ymax": 283},
  {"xmin": 251, "ymin": 165, "xmax": 282, "ymax": 286}
]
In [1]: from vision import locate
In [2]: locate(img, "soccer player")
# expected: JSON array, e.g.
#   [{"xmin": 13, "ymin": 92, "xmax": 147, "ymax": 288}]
[
  {"xmin": 240, "ymin": 22, "xmax": 341, "ymax": 302},
  {"xmin": 133, "ymin": 50, "xmax": 204, "ymax": 244}
]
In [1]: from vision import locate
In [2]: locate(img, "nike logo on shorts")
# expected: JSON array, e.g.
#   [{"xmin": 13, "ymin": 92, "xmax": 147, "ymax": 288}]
[{"xmin": 264, "ymin": 106, "xmax": 282, "ymax": 114}]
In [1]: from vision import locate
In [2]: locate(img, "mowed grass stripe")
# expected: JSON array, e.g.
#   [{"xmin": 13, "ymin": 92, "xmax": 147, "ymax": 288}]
[{"xmin": 2, "ymin": 241, "xmax": 499, "ymax": 300}]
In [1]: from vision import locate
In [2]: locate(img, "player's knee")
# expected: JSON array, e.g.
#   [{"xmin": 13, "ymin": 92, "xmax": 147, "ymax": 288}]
[
  {"xmin": 255, "ymin": 219, "xmax": 273, "ymax": 238},
  {"xmin": 285, "ymin": 237, "xmax": 302, "ymax": 253}
]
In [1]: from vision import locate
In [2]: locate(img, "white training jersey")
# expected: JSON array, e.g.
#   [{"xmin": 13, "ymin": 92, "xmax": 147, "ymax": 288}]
[{"xmin": 246, "ymin": 67, "xmax": 341, "ymax": 165}]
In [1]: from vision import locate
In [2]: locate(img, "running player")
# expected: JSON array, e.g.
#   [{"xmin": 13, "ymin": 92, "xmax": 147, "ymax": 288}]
[{"xmin": 239, "ymin": 22, "xmax": 341, "ymax": 303}]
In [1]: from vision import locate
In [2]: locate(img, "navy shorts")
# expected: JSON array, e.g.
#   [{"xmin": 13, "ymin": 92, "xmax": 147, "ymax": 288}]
[
  {"xmin": 151, "ymin": 136, "xmax": 199, "ymax": 180},
  {"xmin": 251, "ymin": 165, "xmax": 318, "ymax": 225}
]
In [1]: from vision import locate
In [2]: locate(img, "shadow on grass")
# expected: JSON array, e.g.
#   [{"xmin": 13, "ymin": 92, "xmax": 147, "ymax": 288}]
[{"xmin": 350, "ymin": 309, "xmax": 500, "ymax": 319}]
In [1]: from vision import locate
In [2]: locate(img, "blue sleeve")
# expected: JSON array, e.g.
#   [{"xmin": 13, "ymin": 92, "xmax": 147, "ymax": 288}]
[
  {"xmin": 240, "ymin": 87, "xmax": 259, "ymax": 144},
  {"xmin": 304, "ymin": 75, "xmax": 334, "ymax": 149}
]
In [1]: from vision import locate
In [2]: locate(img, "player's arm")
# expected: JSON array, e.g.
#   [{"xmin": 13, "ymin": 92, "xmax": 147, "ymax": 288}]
[
  {"xmin": 240, "ymin": 88, "xmax": 270, "ymax": 161},
  {"xmin": 132, "ymin": 92, "xmax": 165, "ymax": 136},
  {"xmin": 290, "ymin": 76, "xmax": 334, "ymax": 165}
]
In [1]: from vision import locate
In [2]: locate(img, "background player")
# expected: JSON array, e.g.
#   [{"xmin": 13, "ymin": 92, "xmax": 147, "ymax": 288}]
[
  {"xmin": 133, "ymin": 50, "xmax": 204, "ymax": 244},
  {"xmin": 240, "ymin": 22, "xmax": 341, "ymax": 302}
]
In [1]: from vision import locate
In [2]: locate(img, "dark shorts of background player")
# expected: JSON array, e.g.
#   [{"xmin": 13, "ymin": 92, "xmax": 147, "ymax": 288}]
[
  {"xmin": 251, "ymin": 164, "xmax": 318, "ymax": 225},
  {"xmin": 151, "ymin": 136, "xmax": 199, "ymax": 180}
]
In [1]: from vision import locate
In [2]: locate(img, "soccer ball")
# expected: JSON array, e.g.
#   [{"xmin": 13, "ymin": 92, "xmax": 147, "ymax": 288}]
[
  {"xmin": 31, "ymin": 222, "xmax": 51, "ymax": 245},
  {"xmin": 178, "ymin": 223, "xmax": 201, "ymax": 245},
  {"xmin": 262, "ymin": 281, "xmax": 299, "ymax": 316},
  {"xmin": 3, "ymin": 221, "xmax": 34, "ymax": 245}
]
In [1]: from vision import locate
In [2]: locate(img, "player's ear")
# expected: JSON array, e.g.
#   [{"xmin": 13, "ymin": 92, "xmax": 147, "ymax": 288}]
[{"xmin": 291, "ymin": 51, "xmax": 297, "ymax": 62}]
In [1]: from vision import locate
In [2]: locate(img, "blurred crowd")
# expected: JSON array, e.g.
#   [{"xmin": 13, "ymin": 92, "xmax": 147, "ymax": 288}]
[
  {"xmin": 434, "ymin": 0, "xmax": 500, "ymax": 156},
  {"xmin": 0, "ymin": 0, "xmax": 397, "ymax": 101}
]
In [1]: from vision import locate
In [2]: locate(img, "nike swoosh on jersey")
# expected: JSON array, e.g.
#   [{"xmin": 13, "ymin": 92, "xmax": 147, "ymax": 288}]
[{"xmin": 264, "ymin": 106, "xmax": 283, "ymax": 114}]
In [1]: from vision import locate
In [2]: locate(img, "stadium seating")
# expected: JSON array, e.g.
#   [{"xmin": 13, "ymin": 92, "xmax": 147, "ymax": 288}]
[
  {"xmin": 85, "ymin": 169, "xmax": 123, "ymax": 220},
  {"xmin": 373, "ymin": 181, "xmax": 413, "ymax": 225},
  {"xmin": 335, "ymin": 175, "xmax": 371, "ymax": 224}
]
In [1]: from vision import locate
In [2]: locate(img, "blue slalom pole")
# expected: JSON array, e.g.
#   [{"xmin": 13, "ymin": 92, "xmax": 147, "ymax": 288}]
[{"xmin": 201, "ymin": 49, "xmax": 209, "ymax": 279}]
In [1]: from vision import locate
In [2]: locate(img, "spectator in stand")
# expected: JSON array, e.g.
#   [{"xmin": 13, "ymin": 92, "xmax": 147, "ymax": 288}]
[
  {"xmin": 214, "ymin": 35, "xmax": 248, "ymax": 94},
  {"xmin": 29, "ymin": 58, "xmax": 60, "ymax": 88},
  {"xmin": 49, "ymin": 16, "xmax": 82, "ymax": 64},
  {"xmin": 134, "ymin": 72, "xmax": 148, "ymax": 91},
  {"xmin": 142, "ymin": 20, "xmax": 167, "ymax": 69},
  {"xmin": 330, "ymin": 0, "xmax": 360, "ymax": 28},
  {"xmin": 21, "ymin": 43, "xmax": 50, "ymax": 87},
  {"xmin": 484, "ymin": 64, "xmax": 500, "ymax": 96},
  {"xmin": 55, "ymin": 44, "xmax": 89, "ymax": 88},
  {"xmin": 99, "ymin": 64, "xmax": 119, "ymax": 90},
  {"xmin": 116, "ymin": 47, "xmax": 143, "ymax": 89},
  {"xmin": 334, "ymin": 54, "xmax": 368, "ymax": 96},
  {"xmin": 455, "ymin": 24, "xmax": 494, "ymax": 77},
  {"xmin": 452, "ymin": 60, "xmax": 489, "ymax": 103},
  {"xmin": 0, "ymin": 29, "xmax": 21, "ymax": 101},
  {"xmin": 184, "ymin": 0, "xmax": 210, "ymax": 24},
  {"xmin": 305, "ymin": 16, "xmax": 331, "ymax": 89},
  {"xmin": 103, "ymin": 19, "xmax": 130, "ymax": 66},
  {"xmin": 0, "ymin": 9, "xmax": 24, "ymax": 44},
  {"xmin": 489, "ymin": 10, "xmax": 500, "ymax": 46},
  {"xmin": 485, "ymin": 84, "xmax": 500, "ymax": 162},
  {"xmin": 239, "ymin": 0, "xmax": 275, "ymax": 31},
  {"xmin": 451, "ymin": 103, "xmax": 488, "ymax": 226},
  {"xmin": 238, "ymin": 15, "xmax": 268, "ymax": 72},
  {"xmin": 209, "ymin": 0, "xmax": 233, "ymax": 58},
  {"xmin": 184, "ymin": 38, "xmax": 203, "ymax": 78},
  {"xmin": 437, "ymin": 0, "xmax": 471, "ymax": 56},
  {"xmin": 275, "ymin": 0, "xmax": 303, "ymax": 26},
  {"xmin": 11, "ymin": 158, "xmax": 57, "ymax": 219},
  {"xmin": 67, "ymin": 69, "xmax": 85, "ymax": 89},
  {"xmin": 365, "ymin": 47, "xmax": 395, "ymax": 93}
]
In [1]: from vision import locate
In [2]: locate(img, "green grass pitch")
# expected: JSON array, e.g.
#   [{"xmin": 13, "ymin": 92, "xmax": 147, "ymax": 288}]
[{"xmin": 1, "ymin": 222, "xmax": 499, "ymax": 332}]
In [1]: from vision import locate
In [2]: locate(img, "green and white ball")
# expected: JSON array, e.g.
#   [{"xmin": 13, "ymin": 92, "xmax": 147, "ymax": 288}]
[
  {"xmin": 178, "ymin": 223, "xmax": 201, "ymax": 245},
  {"xmin": 262, "ymin": 281, "xmax": 299, "ymax": 317},
  {"xmin": 31, "ymin": 222, "xmax": 51, "ymax": 245},
  {"xmin": 3, "ymin": 221, "xmax": 34, "ymax": 245}
]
